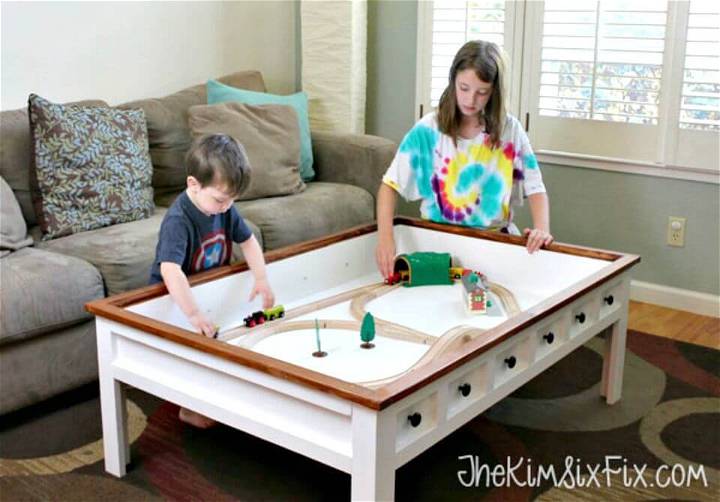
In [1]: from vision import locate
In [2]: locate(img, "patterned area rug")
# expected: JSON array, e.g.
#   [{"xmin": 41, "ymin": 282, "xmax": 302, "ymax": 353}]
[{"xmin": 1, "ymin": 330, "xmax": 718, "ymax": 501}]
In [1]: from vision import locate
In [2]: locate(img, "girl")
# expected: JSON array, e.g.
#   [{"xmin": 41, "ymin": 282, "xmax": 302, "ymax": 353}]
[{"xmin": 376, "ymin": 40, "xmax": 553, "ymax": 278}]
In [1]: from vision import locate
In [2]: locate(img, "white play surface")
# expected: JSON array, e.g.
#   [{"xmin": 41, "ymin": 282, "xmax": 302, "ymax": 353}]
[
  {"xmin": 129, "ymin": 226, "xmax": 611, "ymax": 386},
  {"xmin": 238, "ymin": 280, "xmax": 512, "ymax": 383}
]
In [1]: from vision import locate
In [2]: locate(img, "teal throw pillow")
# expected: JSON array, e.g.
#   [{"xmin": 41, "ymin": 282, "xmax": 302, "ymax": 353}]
[{"xmin": 207, "ymin": 79, "xmax": 314, "ymax": 181}]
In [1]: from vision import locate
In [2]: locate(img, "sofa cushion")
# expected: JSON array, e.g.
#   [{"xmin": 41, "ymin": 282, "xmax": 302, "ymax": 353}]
[
  {"xmin": 0, "ymin": 321, "xmax": 98, "ymax": 415},
  {"xmin": 1, "ymin": 176, "xmax": 33, "ymax": 257},
  {"xmin": 234, "ymin": 182, "xmax": 373, "ymax": 250},
  {"xmin": 119, "ymin": 71, "xmax": 267, "ymax": 194},
  {"xmin": 0, "ymin": 99, "xmax": 108, "ymax": 226},
  {"xmin": 34, "ymin": 207, "xmax": 168, "ymax": 296},
  {"xmin": 34, "ymin": 205, "xmax": 264, "ymax": 295},
  {"xmin": 28, "ymin": 94, "xmax": 154, "ymax": 240},
  {"xmin": 188, "ymin": 103, "xmax": 305, "ymax": 200},
  {"xmin": 0, "ymin": 248, "xmax": 104, "ymax": 345},
  {"xmin": 208, "ymin": 79, "xmax": 315, "ymax": 182}
]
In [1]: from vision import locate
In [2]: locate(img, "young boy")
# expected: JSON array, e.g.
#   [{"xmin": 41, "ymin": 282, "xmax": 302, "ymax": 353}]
[{"xmin": 150, "ymin": 133, "xmax": 274, "ymax": 428}]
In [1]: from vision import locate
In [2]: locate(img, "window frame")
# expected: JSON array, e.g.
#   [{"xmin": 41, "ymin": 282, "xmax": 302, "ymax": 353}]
[{"xmin": 415, "ymin": 0, "xmax": 720, "ymax": 185}]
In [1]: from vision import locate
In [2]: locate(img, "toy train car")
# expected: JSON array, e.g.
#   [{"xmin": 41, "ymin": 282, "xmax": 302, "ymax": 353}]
[
  {"xmin": 384, "ymin": 270, "xmax": 409, "ymax": 285},
  {"xmin": 449, "ymin": 266, "xmax": 465, "ymax": 280},
  {"xmin": 244, "ymin": 305, "xmax": 285, "ymax": 328}
]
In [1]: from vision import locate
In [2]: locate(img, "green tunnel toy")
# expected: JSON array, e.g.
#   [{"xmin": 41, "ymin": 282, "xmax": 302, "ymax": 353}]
[{"xmin": 393, "ymin": 252, "xmax": 453, "ymax": 287}]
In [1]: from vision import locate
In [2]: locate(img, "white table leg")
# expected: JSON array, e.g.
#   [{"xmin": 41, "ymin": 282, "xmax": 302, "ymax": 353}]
[
  {"xmin": 601, "ymin": 316, "xmax": 627, "ymax": 405},
  {"xmin": 351, "ymin": 405, "xmax": 395, "ymax": 501},
  {"xmin": 97, "ymin": 325, "xmax": 129, "ymax": 477}
]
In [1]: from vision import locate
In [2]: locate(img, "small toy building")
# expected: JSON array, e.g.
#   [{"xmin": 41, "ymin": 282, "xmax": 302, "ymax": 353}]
[
  {"xmin": 393, "ymin": 252, "xmax": 453, "ymax": 287},
  {"xmin": 460, "ymin": 271, "xmax": 488, "ymax": 314}
]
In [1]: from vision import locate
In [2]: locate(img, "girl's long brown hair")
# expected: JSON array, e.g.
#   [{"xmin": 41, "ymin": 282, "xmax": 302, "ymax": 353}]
[{"xmin": 437, "ymin": 40, "xmax": 508, "ymax": 148}]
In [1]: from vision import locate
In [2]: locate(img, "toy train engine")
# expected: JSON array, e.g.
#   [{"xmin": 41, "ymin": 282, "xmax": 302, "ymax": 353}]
[
  {"xmin": 243, "ymin": 311, "xmax": 266, "ymax": 328},
  {"xmin": 264, "ymin": 305, "xmax": 285, "ymax": 321},
  {"xmin": 384, "ymin": 270, "xmax": 409, "ymax": 285},
  {"xmin": 244, "ymin": 305, "xmax": 285, "ymax": 328}
]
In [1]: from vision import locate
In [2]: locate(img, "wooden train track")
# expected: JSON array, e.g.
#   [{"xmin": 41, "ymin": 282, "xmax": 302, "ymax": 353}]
[{"xmin": 219, "ymin": 279, "xmax": 521, "ymax": 387}]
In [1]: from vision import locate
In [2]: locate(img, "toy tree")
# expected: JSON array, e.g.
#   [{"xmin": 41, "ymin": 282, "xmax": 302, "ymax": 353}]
[{"xmin": 360, "ymin": 312, "xmax": 376, "ymax": 349}]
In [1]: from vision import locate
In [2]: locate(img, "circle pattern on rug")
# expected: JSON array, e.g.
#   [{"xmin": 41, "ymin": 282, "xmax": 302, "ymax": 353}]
[
  {"xmin": 485, "ymin": 337, "xmax": 667, "ymax": 432},
  {"xmin": 0, "ymin": 399, "xmax": 147, "ymax": 476},
  {"xmin": 639, "ymin": 397, "xmax": 720, "ymax": 480}
]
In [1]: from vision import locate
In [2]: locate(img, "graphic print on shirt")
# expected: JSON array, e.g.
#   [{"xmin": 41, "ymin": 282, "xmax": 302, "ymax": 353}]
[
  {"xmin": 399, "ymin": 124, "xmax": 520, "ymax": 227},
  {"xmin": 191, "ymin": 229, "xmax": 229, "ymax": 273}
]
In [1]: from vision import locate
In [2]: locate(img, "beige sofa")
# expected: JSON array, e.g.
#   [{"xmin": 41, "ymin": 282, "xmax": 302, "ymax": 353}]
[{"xmin": 0, "ymin": 71, "xmax": 396, "ymax": 415}]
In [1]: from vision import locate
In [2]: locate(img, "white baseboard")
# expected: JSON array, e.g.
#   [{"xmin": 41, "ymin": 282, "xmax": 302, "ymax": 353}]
[{"xmin": 630, "ymin": 280, "xmax": 720, "ymax": 318}]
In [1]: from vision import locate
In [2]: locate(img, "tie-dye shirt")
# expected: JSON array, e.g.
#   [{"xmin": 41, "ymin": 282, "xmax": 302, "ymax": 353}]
[{"xmin": 383, "ymin": 112, "xmax": 545, "ymax": 231}]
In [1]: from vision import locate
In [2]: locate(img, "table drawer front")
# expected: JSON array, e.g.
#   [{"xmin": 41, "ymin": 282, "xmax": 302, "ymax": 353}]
[
  {"xmin": 396, "ymin": 392, "xmax": 439, "ymax": 450},
  {"xmin": 534, "ymin": 314, "xmax": 569, "ymax": 360},
  {"xmin": 494, "ymin": 336, "xmax": 533, "ymax": 386},
  {"xmin": 598, "ymin": 280, "xmax": 624, "ymax": 320},
  {"xmin": 569, "ymin": 299, "xmax": 598, "ymax": 338},
  {"xmin": 447, "ymin": 362, "xmax": 491, "ymax": 419}
]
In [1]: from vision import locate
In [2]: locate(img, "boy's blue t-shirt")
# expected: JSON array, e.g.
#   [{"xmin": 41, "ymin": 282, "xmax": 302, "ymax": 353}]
[{"xmin": 149, "ymin": 191, "xmax": 252, "ymax": 284}]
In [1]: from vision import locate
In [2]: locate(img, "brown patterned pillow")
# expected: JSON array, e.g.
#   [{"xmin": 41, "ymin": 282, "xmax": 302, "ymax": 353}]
[{"xmin": 28, "ymin": 94, "xmax": 154, "ymax": 239}]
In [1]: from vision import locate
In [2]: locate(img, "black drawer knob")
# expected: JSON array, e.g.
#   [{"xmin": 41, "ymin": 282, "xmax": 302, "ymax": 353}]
[
  {"xmin": 604, "ymin": 295, "xmax": 614, "ymax": 305},
  {"xmin": 575, "ymin": 312, "xmax": 586, "ymax": 324},
  {"xmin": 504, "ymin": 356, "xmax": 517, "ymax": 369},
  {"xmin": 543, "ymin": 332, "xmax": 555, "ymax": 344},
  {"xmin": 458, "ymin": 383, "xmax": 472, "ymax": 397},
  {"xmin": 408, "ymin": 412, "xmax": 422, "ymax": 428}
]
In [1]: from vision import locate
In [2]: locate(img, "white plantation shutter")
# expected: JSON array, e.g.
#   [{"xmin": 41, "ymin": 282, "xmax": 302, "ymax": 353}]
[
  {"xmin": 679, "ymin": 0, "xmax": 719, "ymax": 131},
  {"xmin": 430, "ymin": 0, "xmax": 507, "ymax": 106},
  {"xmin": 530, "ymin": 0, "xmax": 669, "ymax": 162},
  {"xmin": 674, "ymin": 0, "xmax": 719, "ymax": 170},
  {"xmin": 539, "ymin": 1, "xmax": 666, "ymax": 124}
]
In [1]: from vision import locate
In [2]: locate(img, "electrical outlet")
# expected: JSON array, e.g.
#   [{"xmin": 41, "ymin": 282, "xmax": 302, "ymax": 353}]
[{"xmin": 667, "ymin": 216, "xmax": 686, "ymax": 247}]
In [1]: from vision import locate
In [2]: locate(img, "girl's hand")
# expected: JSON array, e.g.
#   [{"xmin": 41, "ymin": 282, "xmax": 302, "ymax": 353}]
[
  {"xmin": 250, "ymin": 277, "xmax": 275, "ymax": 309},
  {"xmin": 189, "ymin": 312, "xmax": 218, "ymax": 338},
  {"xmin": 375, "ymin": 234, "xmax": 397, "ymax": 279},
  {"xmin": 523, "ymin": 228, "xmax": 554, "ymax": 254}
]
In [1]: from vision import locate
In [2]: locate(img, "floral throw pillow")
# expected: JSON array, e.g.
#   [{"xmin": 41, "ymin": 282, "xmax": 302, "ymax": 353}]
[{"xmin": 28, "ymin": 94, "xmax": 154, "ymax": 240}]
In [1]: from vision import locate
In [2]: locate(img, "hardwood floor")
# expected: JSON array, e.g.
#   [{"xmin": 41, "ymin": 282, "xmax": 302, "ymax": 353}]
[{"xmin": 628, "ymin": 300, "xmax": 719, "ymax": 349}]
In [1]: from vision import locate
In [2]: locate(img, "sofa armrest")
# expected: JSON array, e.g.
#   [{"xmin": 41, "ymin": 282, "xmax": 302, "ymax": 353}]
[{"xmin": 311, "ymin": 131, "xmax": 397, "ymax": 203}]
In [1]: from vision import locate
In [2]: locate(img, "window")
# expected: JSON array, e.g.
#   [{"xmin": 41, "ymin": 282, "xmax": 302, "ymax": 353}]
[
  {"xmin": 416, "ymin": 0, "xmax": 523, "ymax": 117},
  {"xmin": 416, "ymin": 0, "xmax": 719, "ymax": 180},
  {"xmin": 673, "ymin": 0, "xmax": 719, "ymax": 171},
  {"xmin": 529, "ymin": 0, "xmax": 671, "ymax": 164},
  {"xmin": 429, "ymin": 0, "xmax": 506, "ymax": 106},
  {"xmin": 538, "ymin": 0, "xmax": 666, "ymax": 125},
  {"xmin": 680, "ymin": 0, "xmax": 720, "ymax": 132}
]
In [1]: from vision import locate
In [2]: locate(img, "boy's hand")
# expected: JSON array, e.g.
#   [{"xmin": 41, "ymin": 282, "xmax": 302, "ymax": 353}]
[
  {"xmin": 189, "ymin": 312, "xmax": 218, "ymax": 338},
  {"xmin": 249, "ymin": 277, "xmax": 275, "ymax": 309},
  {"xmin": 375, "ymin": 234, "xmax": 396, "ymax": 279},
  {"xmin": 523, "ymin": 228, "xmax": 554, "ymax": 254}
]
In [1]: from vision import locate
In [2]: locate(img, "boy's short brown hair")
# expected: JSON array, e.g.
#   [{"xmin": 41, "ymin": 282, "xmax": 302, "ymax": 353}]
[{"xmin": 185, "ymin": 134, "xmax": 251, "ymax": 196}]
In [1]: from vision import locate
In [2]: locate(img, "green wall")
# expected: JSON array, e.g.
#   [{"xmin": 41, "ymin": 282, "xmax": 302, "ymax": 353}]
[
  {"xmin": 366, "ymin": 0, "xmax": 719, "ymax": 296},
  {"xmin": 366, "ymin": 0, "xmax": 418, "ymax": 144},
  {"xmin": 366, "ymin": 0, "xmax": 421, "ymax": 218}
]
